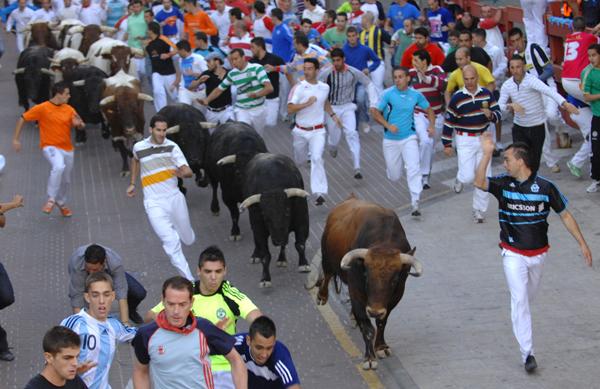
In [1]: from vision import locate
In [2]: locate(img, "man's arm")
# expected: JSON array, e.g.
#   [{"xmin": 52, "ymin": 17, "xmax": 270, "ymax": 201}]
[
  {"xmin": 370, "ymin": 107, "xmax": 397, "ymax": 133},
  {"xmin": 132, "ymin": 359, "xmax": 151, "ymax": 389},
  {"xmin": 12, "ymin": 117, "xmax": 27, "ymax": 152},
  {"xmin": 474, "ymin": 132, "xmax": 495, "ymax": 191},
  {"xmin": 0, "ymin": 195, "xmax": 24, "ymax": 228},
  {"xmin": 200, "ymin": 85, "xmax": 225, "ymax": 105},
  {"xmin": 126, "ymin": 158, "xmax": 140, "ymax": 197},
  {"xmin": 249, "ymin": 81, "xmax": 274, "ymax": 99},
  {"xmin": 224, "ymin": 349, "xmax": 248, "ymax": 389},
  {"xmin": 560, "ymin": 211, "xmax": 593, "ymax": 267},
  {"xmin": 244, "ymin": 309, "xmax": 262, "ymax": 323},
  {"xmin": 530, "ymin": 77, "xmax": 578, "ymax": 114}
]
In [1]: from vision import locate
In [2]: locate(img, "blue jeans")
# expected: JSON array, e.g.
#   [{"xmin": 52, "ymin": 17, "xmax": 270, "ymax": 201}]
[{"xmin": 125, "ymin": 272, "xmax": 146, "ymax": 313}]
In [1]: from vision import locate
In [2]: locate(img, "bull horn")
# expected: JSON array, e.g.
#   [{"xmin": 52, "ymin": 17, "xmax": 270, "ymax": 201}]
[
  {"xmin": 13, "ymin": 68, "xmax": 25, "ymax": 74},
  {"xmin": 166, "ymin": 125, "xmax": 180, "ymax": 135},
  {"xmin": 40, "ymin": 68, "xmax": 55, "ymax": 76},
  {"xmin": 398, "ymin": 253, "xmax": 423, "ymax": 277},
  {"xmin": 284, "ymin": 188, "xmax": 310, "ymax": 198},
  {"xmin": 239, "ymin": 194, "xmax": 261, "ymax": 211},
  {"xmin": 137, "ymin": 93, "xmax": 153, "ymax": 102},
  {"xmin": 130, "ymin": 48, "xmax": 145, "ymax": 57},
  {"xmin": 72, "ymin": 80, "xmax": 85, "ymax": 86},
  {"xmin": 100, "ymin": 25, "xmax": 117, "ymax": 33},
  {"xmin": 198, "ymin": 121, "xmax": 218, "ymax": 129},
  {"xmin": 99, "ymin": 95, "xmax": 115, "ymax": 106},
  {"xmin": 77, "ymin": 58, "xmax": 89, "ymax": 64},
  {"xmin": 69, "ymin": 26, "xmax": 84, "ymax": 34},
  {"xmin": 340, "ymin": 249, "xmax": 369, "ymax": 270},
  {"xmin": 216, "ymin": 154, "xmax": 236, "ymax": 166}
]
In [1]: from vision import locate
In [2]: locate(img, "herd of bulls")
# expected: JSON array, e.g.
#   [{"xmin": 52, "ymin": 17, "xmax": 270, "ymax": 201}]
[{"xmin": 11, "ymin": 20, "xmax": 424, "ymax": 370}]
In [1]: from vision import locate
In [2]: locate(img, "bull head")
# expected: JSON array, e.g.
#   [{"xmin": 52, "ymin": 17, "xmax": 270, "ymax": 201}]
[
  {"xmin": 340, "ymin": 248, "xmax": 423, "ymax": 277},
  {"xmin": 217, "ymin": 154, "xmax": 236, "ymax": 166},
  {"xmin": 67, "ymin": 25, "xmax": 84, "ymax": 34},
  {"xmin": 198, "ymin": 121, "xmax": 218, "ymax": 129},
  {"xmin": 100, "ymin": 26, "xmax": 117, "ymax": 34},
  {"xmin": 100, "ymin": 93, "xmax": 153, "ymax": 107},
  {"xmin": 166, "ymin": 125, "xmax": 180, "ymax": 135},
  {"xmin": 238, "ymin": 188, "xmax": 309, "ymax": 212},
  {"xmin": 130, "ymin": 48, "xmax": 145, "ymax": 58}
]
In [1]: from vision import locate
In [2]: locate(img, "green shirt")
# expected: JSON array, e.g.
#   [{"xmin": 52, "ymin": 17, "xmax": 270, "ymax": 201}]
[
  {"xmin": 582, "ymin": 65, "xmax": 600, "ymax": 116},
  {"xmin": 323, "ymin": 27, "xmax": 348, "ymax": 48},
  {"xmin": 391, "ymin": 30, "xmax": 414, "ymax": 67},
  {"xmin": 127, "ymin": 11, "xmax": 147, "ymax": 50},
  {"xmin": 151, "ymin": 280, "xmax": 258, "ymax": 371},
  {"xmin": 219, "ymin": 62, "xmax": 270, "ymax": 109}
]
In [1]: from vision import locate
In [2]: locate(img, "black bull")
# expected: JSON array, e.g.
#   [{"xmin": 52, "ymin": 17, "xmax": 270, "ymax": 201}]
[
  {"xmin": 14, "ymin": 46, "xmax": 54, "ymax": 110},
  {"xmin": 239, "ymin": 153, "xmax": 310, "ymax": 288},
  {"xmin": 313, "ymin": 196, "xmax": 423, "ymax": 370}
]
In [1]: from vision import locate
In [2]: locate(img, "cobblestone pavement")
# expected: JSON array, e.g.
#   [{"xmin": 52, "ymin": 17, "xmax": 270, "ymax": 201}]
[{"xmin": 1, "ymin": 33, "xmax": 599, "ymax": 389}]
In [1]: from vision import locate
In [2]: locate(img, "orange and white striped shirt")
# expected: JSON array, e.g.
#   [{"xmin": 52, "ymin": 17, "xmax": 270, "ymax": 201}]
[{"xmin": 133, "ymin": 137, "xmax": 188, "ymax": 199}]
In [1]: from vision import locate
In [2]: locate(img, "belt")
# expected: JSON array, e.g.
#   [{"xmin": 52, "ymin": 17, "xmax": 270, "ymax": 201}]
[
  {"xmin": 295, "ymin": 124, "xmax": 325, "ymax": 131},
  {"xmin": 456, "ymin": 130, "xmax": 482, "ymax": 137},
  {"xmin": 207, "ymin": 106, "xmax": 228, "ymax": 112}
]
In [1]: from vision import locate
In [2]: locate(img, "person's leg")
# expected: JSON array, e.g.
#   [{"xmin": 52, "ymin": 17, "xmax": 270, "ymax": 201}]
[
  {"xmin": 455, "ymin": 135, "xmax": 478, "ymax": 185},
  {"xmin": 542, "ymin": 123, "xmax": 559, "ymax": 168},
  {"xmin": 369, "ymin": 62, "xmax": 385, "ymax": 92},
  {"xmin": 42, "ymin": 146, "xmax": 66, "ymax": 204},
  {"xmin": 178, "ymin": 87, "xmax": 193, "ymax": 105},
  {"xmin": 249, "ymin": 105, "xmax": 266, "ymax": 138},
  {"xmin": 526, "ymin": 253, "xmax": 545, "ymax": 301},
  {"xmin": 234, "ymin": 108, "xmax": 256, "ymax": 133},
  {"xmin": 16, "ymin": 32, "xmax": 24, "ymax": 53},
  {"xmin": 0, "ymin": 262, "xmax": 14, "ymax": 359},
  {"xmin": 503, "ymin": 249, "xmax": 535, "ymax": 363},
  {"xmin": 170, "ymin": 192, "xmax": 196, "ymax": 246},
  {"xmin": 152, "ymin": 73, "xmax": 168, "ymax": 112},
  {"xmin": 279, "ymin": 76, "xmax": 290, "ymax": 120},
  {"xmin": 308, "ymin": 130, "xmax": 328, "ymax": 196},
  {"xmin": 325, "ymin": 108, "xmax": 343, "ymax": 155},
  {"xmin": 355, "ymin": 83, "xmax": 369, "ymax": 129},
  {"xmin": 125, "ymin": 272, "xmax": 147, "ymax": 315},
  {"xmin": 341, "ymin": 104, "xmax": 360, "ymax": 170},
  {"xmin": 473, "ymin": 142, "xmax": 491, "ymax": 213},
  {"xmin": 0, "ymin": 324, "xmax": 8, "ymax": 355},
  {"xmin": 569, "ymin": 106, "xmax": 593, "ymax": 170},
  {"xmin": 414, "ymin": 112, "xmax": 434, "ymax": 177},
  {"xmin": 382, "ymin": 138, "xmax": 403, "ymax": 182},
  {"xmin": 591, "ymin": 116, "xmax": 600, "ymax": 182},
  {"xmin": 526, "ymin": 125, "xmax": 545, "ymax": 173},
  {"xmin": 164, "ymin": 74, "xmax": 178, "ymax": 103},
  {"xmin": 55, "ymin": 150, "xmax": 74, "ymax": 207},
  {"xmin": 401, "ymin": 136, "xmax": 423, "ymax": 207},
  {"xmin": 291, "ymin": 128, "xmax": 309, "ymax": 167},
  {"xmin": 511, "ymin": 124, "xmax": 528, "ymax": 145},
  {"xmin": 265, "ymin": 98, "xmax": 279, "ymax": 127}
]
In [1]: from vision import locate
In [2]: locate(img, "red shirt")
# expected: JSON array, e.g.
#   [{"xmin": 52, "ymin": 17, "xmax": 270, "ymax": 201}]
[
  {"xmin": 562, "ymin": 31, "xmax": 599, "ymax": 79},
  {"xmin": 408, "ymin": 66, "xmax": 446, "ymax": 115},
  {"xmin": 401, "ymin": 42, "xmax": 446, "ymax": 69},
  {"xmin": 314, "ymin": 22, "xmax": 334, "ymax": 34}
]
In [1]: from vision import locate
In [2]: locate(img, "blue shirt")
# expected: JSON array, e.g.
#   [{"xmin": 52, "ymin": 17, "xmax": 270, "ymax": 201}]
[
  {"xmin": 234, "ymin": 333, "xmax": 300, "ymax": 389},
  {"xmin": 427, "ymin": 7, "xmax": 454, "ymax": 43},
  {"xmin": 155, "ymin": 7, "xmax": 184, "ymax": 36},
  {"xmin": 388, "ymin": 3, "xmax": 420, "ymax": 32},
  {"xmin": 271, "ymin": 23, "xmax": 295, "ymax": 63},
  {"xmin": 377, "ymin": 86, "xmax": 429, "ymax": 140},
  {"xmin": 307, "ymin": 28, "xmax": 330, "ymax": 49},
  {"xmin": 342, "ymin": 43, "xmax": 381, "ymax": 73}
]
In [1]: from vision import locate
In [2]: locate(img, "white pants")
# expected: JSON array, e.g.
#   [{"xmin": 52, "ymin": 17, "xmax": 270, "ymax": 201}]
[
  {"xmin": 455, "ymin": 134, "xmax": 490, "ymax": 212},
  {"xmin": 562, "ymin": 78, "xmax": 586, "ymax": 103},
  {"xmin": 265, "ymin": 97, "xmax": 279, "ymax": 127},
  {"xmin": 414, "ymin": 111, "xmax": 444, "ymax": 176},
  {"xmin": 152, "ymin": 73, "xmax": 178, "ymax": 112},
  {"xmin": 563, "ymin": 78, "xmax": 593, "ymax": 169},
  {"xmin": 205, "ymin": 106, "xmax": 234, "ymax": 131},
  {"xmin": 502, "ymin": 248, "xmax": 546, "ymax": 363},
  {"xmin": 326, "ymin": 103, "xmax": 360, "ymax": 170},
  {"xmin": 292, "ymin": 127, "xmax": 328, "ymax": 195},
  {"xmin": 144, "ymin": 192, "xmax": 195, "ymax": 280},
  {"xmin": 16, "ymin": 32, "xmax": 25, "ymax": 53},
  {"xmin": 382, "ymin": 136, "xmax": 421, "ymax": 205},
  {"xmin": 520, "ymin": 0, "xmax": 548, "ymax": 49},
  {"xmin": 542, "ymin": 123, "xmax": 560, "ymax": 168},
  {"xmin": 212, "ymin": 371, "xmax": 234, "ymax": 389},
  {"xmin": 42, "ymin": 146, "xmax": 74, "ymax": 206},
  {"xmin": 178, "ymin": 87, "xmax": 206, "ymax": 112},
  {"xmin": 279, "ymin": 76, "xmax": 290, "ymax": 119},
  {"xmin": 369, "ymin": 61, "xmax": 385, "ymax": 92},
  {"xmin": 133, "ymin": 57, "xmax": 146, "ymax": 79},
  {"xmin": 235, "ymin": 105, "xmax": 266, "ymax": 137}
]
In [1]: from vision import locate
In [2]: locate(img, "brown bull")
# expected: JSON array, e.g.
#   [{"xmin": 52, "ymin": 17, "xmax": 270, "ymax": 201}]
[
  {"xmin": 315, "ymin": 195, "xmax": 422, "ymax": 370},
  {"xmin": 25, "ymin": 22, "xmax": 59, "ymax": 49},
  {"xmin": 78, "ymin": 25, "xmax": 104, "ymax": 56},
  {"xmin": 100, "ymin": 70, "xmax": 153, "ymax": 175}
]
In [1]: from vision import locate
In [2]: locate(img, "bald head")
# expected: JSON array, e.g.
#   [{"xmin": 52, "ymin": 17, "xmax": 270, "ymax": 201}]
[
  {"xmin": 455, "ymin": 47, "xmax": 471, "ymax": 69},
  {"xmin": 462, "ymin": 64, "xmax": 479, "ymax": 92}
]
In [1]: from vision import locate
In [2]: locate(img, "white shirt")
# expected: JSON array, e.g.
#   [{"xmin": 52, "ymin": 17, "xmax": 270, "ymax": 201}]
[
  {"xmin": 289, "ymin": 79, "xmax": 330, "ymax": 127},
  {"xmin": 499, "ymin": 72, "xmax": 566, "ymax": 127},
  {"xmin": 360, "ymin": 3, "xmax": 379, "ymax": 21},
  {"xmin": 179, "ymin": 53, "xmax": 208, "ymax": 89},
  {"xmin": 7, "ymin": 7, "xmax": 35, "ymax": 33},
  {"xmin": 31, "ymin": 8, "xmax": 57, "ymax": 23},
  {"xmin": 57, "ymin": 5, "xmax": 81, "ymax": 21},
  {"xmin": 253, "ymin": 15, "xmax": 272, "ymax": 41},
  {"xmin": 209, "ymin": 6, "xmax": 232, "ymax": 44},
  {"xmin": 302, "ymin": 5, "xmax": 324, "ymax": 24},
  {"xmin": 484, "ymin": 42, "xmax": 507, "ymax": 83},
  {"xmin": 80, "ymin": 3, "xmax": 106, "ymax": 25},
  {"xmin": 481, "ymin": 24, "xmax": 504, "ymax": 54}
]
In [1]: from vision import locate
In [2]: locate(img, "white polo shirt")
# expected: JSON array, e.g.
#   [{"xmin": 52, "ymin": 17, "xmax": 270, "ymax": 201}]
[{"xmin": 288, "ymin": 79, "xmax": 330, "ymax": 127}]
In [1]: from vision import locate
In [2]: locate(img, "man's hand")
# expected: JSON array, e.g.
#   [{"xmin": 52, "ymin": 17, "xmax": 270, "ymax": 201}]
[
  {"xmin": 581, "ymin": 243, "xmax": 593, "ymax": 267},
  {"xmin": 12, "ymin": 195, "xmax": 24, "ymax": 208},
  {"xmin": 160, "ymin": 53, "xmax": 170, "ymax": 60},
  {"xmin": 264, "ymin": 64, "xmax": 275, "ymax": 72},
  {"xmin": 362, "ymin": 68, "xmax": 370, "ymax": 76},
  {"xmin": 510, "ymin": 102, "xmax": 525, "ymax": 114},
  {"xmin": 443, "ymin": 146, "xmax": 454, "ymax": 157},
  {"xmin": 306, "ymin": 96, "xmax": 317, "ymax": 106},
  {"xmin": 427, "ymin": 125, "xmax": 435, "ymax": 137},
  {"xmin": 333, "ymin": 115, "xmax": 343, "ymax": 129},
  {"xmin": 197, "ymin": 75, "xmax": 209, "ymax": 83},
  {"xmin": 12, "ymin": 139, "xmax": 21, "ymax": 152},
  {"xmin": 126, "ymin": 184, "xmax": 136, "ymax": 197},
  {"xmin": 215, "ymin": 316, "xmax": 231, "ymax": 330},
  {"xmin": 482, "ymin": 108, "xmax": 493, "ymax": 120},
  {"xmin": 562, "ymin": 102, "xmax": 580, "ymax": 115},
  {"xmin": 481, "ymin": 132, "xmax": 496, "ymax": 155},
  {"xmin": 387, "ymin": 124, "xmax": 398, "ymax": 133},
  {"xmin": 198, "ymin": 98, "xmax": 209, "ymax": 106},
  {"xmin": 77, "ymin": 361, "xmax": 98, "ymax": 375}
]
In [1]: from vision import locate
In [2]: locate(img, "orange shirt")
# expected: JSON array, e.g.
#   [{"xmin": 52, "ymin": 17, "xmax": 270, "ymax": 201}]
[
  {"xmin": 22, "ymin": 101, "xmax": 76, "ymax": 151},
  {"xmin": 184, "ymin": 10, "xmax": 218, "ymax": 48}
]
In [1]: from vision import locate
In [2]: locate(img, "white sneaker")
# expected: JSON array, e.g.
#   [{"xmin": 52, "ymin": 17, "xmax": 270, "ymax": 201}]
[
  {"xmin": 473, "ymin": 210, "xmax": 485, "ymax": 223},
  {"xmin": 453, "ymin": 179, "xmax": 463, "ymax": 193},
  {"xmin": 586, "ymin": 180, "xmax": 599, "ymax": 193}
]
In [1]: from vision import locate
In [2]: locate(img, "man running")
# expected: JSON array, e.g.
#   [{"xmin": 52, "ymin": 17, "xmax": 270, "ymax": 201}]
[{"xmin": 13, "ymin": 81, "xmax": 84, "ymax": 217}]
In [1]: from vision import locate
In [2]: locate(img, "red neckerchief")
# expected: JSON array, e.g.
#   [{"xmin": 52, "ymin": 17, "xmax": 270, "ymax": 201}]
[{"xmin": 156, "ymin": 311, "xmax": 197, "ymax": 334}]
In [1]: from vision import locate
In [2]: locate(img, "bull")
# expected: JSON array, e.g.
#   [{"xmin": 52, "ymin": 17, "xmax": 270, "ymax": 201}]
[
  {"xmin": 239, "ymin": 153, "xmax": 310, "ymax": 288},
  {"xmin": 206, "ymin": 122, "xmax": 267, "ymax": 241},
  {"xmin": 14, "ymin": 46, "xmax": 55, "ymax": 110},
  {"xmin": 156, "ymin": 104, "xmax": 215, "ymax": 190},
  {"xmin": 86, "ymin": 37, "xmax": 142, "ymax": 76},
  {"xmin": 53, "ymin": 18, "xmax": 85, "ymax": 49},
  {"xmin": 315, "ymin": 195, "xmax": 423, "ymax": 370},
  {"xmin": 23, "ymin": 21, "xmax": 59, "ymax": 49},
  {"xmin": 100, "ymin": 70, "xmax": 153, "ymax": 175},
  {"xmin": 50, "ymin": 48, "xmax": 87, "ymax": 81},
  {"xmin": 67, "ymin": 24, "xmax": 116, "ymax": 55}
]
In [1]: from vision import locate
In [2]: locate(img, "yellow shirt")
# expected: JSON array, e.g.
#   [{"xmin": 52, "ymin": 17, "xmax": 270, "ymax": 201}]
[{"xmin": 446, "ymin": 62, "xmax": 495, "ymax": 92}]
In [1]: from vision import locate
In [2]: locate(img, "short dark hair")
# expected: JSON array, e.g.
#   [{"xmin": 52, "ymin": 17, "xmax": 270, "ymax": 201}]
[
  {"xmin": 229, "ymin": 48, "xmax": 246, "ymax": 58},
  {"xmin": 249, "ymin": 316, "xmax": 276, "ymax": 339},
  {"xmin": 270, "ymin": 8, "xmax": 283, "ymax": 21},
  {"xmin": 508, "ymin": 27, "xmax": 523, "ymax": 38},
  {"xmin": 413, "ymin": 49, "xmax": 431, "ymax": 65},
  {"xmin": 392, "ymin": 66, "xmax": 410, "ymax": 77},
  {"xmin": 573, "ymin": 16, "xmax": 586, "ymax": 32},
  {"xmin": 198, "ymin": 245, "xmax": 226, "ymax": 268},
  {"xmin": 162, "ymin": 276, "xmax": 194, "ymax": 299},
  {"xmin": 325, "ymin": 9, "xmax": 336, "ymax": 20},
  {"xmin": 336, "ymin": 12, "xmax": 347, "ymax": 20},
  {"xmin": 330, "ymin": 47, "xmax": 344, "ymax": 59},
  {"xmin": 459, "ymin": 30, "xmax": 472, "ymax": 39},
  {"xmin": 589, "ymin": 43, "xmax": 600, "ymax": 55},
  {"xmin": 301, "ymin": 18, "xmax": 312, "ymax": 25},
  {"xmin": 294, "ymin": 32, "xmax": 309, "ymax": 48},
  {"xmin": 150, "ymin": 114, "xmax": 168, "ymax": 128},
  {"xmin": 414, "ymin": 27, "xmax": 429, "ymax": 38},
  {"xmin": 43, "ymin": 326, "xmax": 81, "ymax": 355},
  {"xmin": 253, "ymin": 0, "xmax": 265, "ymax": 13},
  {"xmin": 85, "ymin": 271, "xmax": 114, "ymax": 292},
  {"xmin": 506, "ymin": 142, "xmax": 532, "ymax": 169},
  {"xmin": 144, "ymin": 9, "xmax": 153, "ymax": 16},
  {"xmin": 510, "ymin": 54, "xmax": 525, "ymax": 63},
  {"xmin": 229, "ymin": 7, "xmax": 243, "ymax": 20},
  {"xmin": 304, "ymin": 57, "xmax": 320, "ymax": 69},
  {"xmin": 130, "ymin": 0, "xmax": 143, "ymax": 5},
  {"xmin": 307, "ymin": 0, "xmax": 317, "ymax": 6},
  {"xmin": 183, "ymin": 0, "xmax": 196, "ymax": 5},
  {"xmin": 51, "ymin": 81, "xmax": 70, "ymax": 97},
  {"xmin": 472, "ymin": 28, "xmax": 486, "ymax": 40},
  {"xmin": 84, "ymin": 244, "xmax": 106, "ymax": 264},
  {"xmin": 346, "ymin": 26, "xmax": 358, "ymax": 35},
  {"xmin": 194, "ymin": 31, "xmax": 207, "ymax": 42},
  {"xmin": 448, "ymin": 29, "xmax": 460, "ymax": 39},
  {"xmin": 251, "ymin": 36, "xmax": 266, "ymax": 50},
  {"xmin": 176, "ymin": 39, "xmax": 192, "ymax": 52},
  {"xmin": 148, "ymin": 21, "xmax": 161, "ymax": 36}
]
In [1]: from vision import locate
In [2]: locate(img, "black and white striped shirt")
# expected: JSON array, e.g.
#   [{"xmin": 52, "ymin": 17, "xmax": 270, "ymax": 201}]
[{"xmin": 318, "ymin": 64, "xmax": 378, "ymax": 106}]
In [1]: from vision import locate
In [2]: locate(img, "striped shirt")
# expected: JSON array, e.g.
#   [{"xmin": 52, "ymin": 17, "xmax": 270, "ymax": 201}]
[
  {"xmin": 61, "ymin": 309, "xmax": 137, "ymax": 389},
  {"xmin": 359, "ymin": 25, "xmax": 391, "ymax": 60},
  {"xmin": 228, "ymin": 32, "xmax": 253, "ymax": 60},
  {"xmin": 284, "ymin": 44, "xmax": 331, "ymax": 82},
  {"xmin": 132, "ymin": 137, "xmax": 189, "ymax": 200},
  {"xmin": 408, "ymin": 65, "xmax": 446, "ymax": 115},
  {"xmin": 318, "ymin": 64, "xmax": 378, "ymax": 106},
  {"xmin": 442, "ymin": 86, "xmax": 501, "ymax": 147},
  {"xmin": 498, "ymin": 73, "xmax": 566, "ymax": 127},
  {"xmin": 219, "ymin": 62, "xmax": 270, "ymax": 109}
]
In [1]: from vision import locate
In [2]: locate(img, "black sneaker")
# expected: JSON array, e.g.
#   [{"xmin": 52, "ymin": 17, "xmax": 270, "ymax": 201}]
[
  {"xmin": 524, "ymin": 355, "xmax": 537, "ymax": 373},
  {"xmin": 423, "ymin": 183, "xmax": 431, "ymax": 190},
  {"xmin": 354, "ymin": 170, "xmax": 363, "ymax": 179},
  {"xmin": 129, "ymin": 311, "xmax": 144, "ymax": 325},
  {"xmin": 0, "ymin": 350, "xmax": 15, "ymax": 362},
  {"xmin": 315, "ymin": 196, "xmax": 325, "ymax": 206}
]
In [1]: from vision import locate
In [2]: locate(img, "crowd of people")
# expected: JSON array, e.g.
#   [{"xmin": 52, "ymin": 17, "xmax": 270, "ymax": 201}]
[{"xmin": 0, "ymin": 0, "xmax": 599, "ymax": 387}]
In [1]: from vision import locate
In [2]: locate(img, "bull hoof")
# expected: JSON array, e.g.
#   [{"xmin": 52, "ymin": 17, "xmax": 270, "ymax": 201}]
[
  {"xmin": 362, "ymin": 360, "xmax": 378, "ymax": 370},
  {"xmin": 120, "ymin": 171, "xmax": 130, "ymax": 177},
  {"xmin": 316, "ymin": 294, "xmax": 328, "ymax": 305},
  {"xmin": 349, "ymin": 313, "xmax": 357, "ymax": 328},
  {"xmin": 249, "ymin": 257, "xmax": 261, "ymax": 264},
  {"xmin": 259, "ymin": 280, "xmax": 272, "ymax": 288},
  {"xmin": 297, "ymin": 265, "xmax": 311, "ymax": 273},
  {"xmin": 277, "ymin": 260, "xmax": 288, "ymax": 268},
  {"xmin": 376, "ymin": 347, "xmax": 392, "ymax": 359},
  {"xmin": 229, "ymin": 234, "xmax": 242, "ymax": 241}
]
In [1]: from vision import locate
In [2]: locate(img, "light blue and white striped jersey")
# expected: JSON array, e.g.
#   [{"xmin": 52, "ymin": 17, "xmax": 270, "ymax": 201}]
[{"xmin": 61, "ymin": 309, "xmax": 137, "ymax": 389}]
